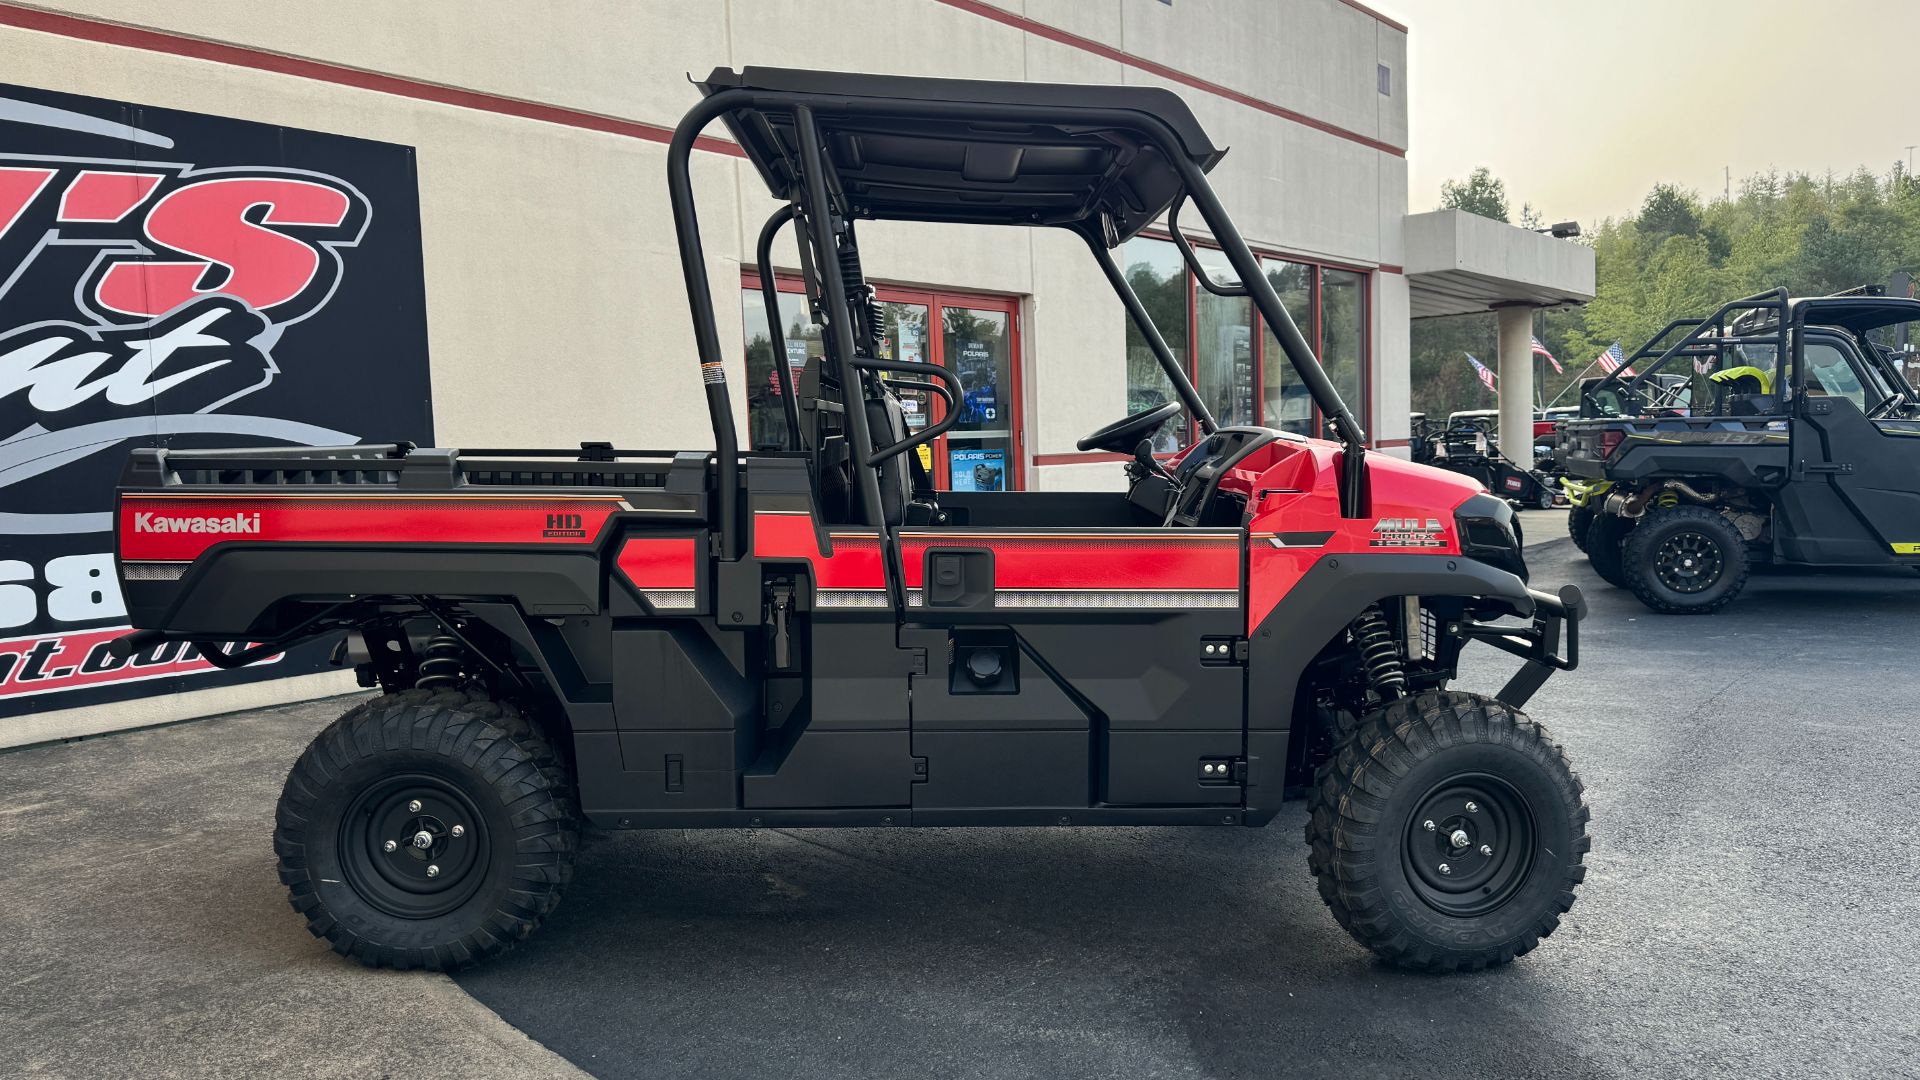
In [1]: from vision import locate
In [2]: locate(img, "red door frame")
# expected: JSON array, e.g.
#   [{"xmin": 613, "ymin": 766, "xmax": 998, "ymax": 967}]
[{"xmin": 741, "ymin": 270, "xmax": 1027, "ymax": 490}]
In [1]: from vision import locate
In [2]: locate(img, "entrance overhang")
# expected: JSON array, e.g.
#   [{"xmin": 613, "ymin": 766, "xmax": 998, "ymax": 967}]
[{"xmin": 1404, "ymin": 209, "xmax": 1595, "ymax": 319}]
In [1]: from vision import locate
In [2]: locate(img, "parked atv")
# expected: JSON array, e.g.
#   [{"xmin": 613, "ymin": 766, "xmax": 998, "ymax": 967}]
[
  {"xmin": 1559, "ymin": 287, "xmax": 1920, "ymax": 613},
  {"xmin": 112, "ymin": 68, "xmax": 1589, "ymax": 974},
  {"xmin": 1411, "ymin": 412, "xmax": 1560, "ymax": 509}
]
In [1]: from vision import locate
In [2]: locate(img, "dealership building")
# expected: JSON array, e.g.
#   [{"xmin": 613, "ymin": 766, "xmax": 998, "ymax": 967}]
[{"xmin": 0, "ymin": 0, "xmax": 1591, "ymax": 742}]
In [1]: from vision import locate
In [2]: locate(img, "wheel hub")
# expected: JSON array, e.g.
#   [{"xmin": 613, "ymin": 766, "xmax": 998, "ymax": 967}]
[
  {"xmin": 338, "ymin": 773, "xmax": 490, "ymax": 920},
  {"xmin": 1402, "ymin": 776, "xmax": 1536, "ymax": 918},
  {"xmin": 1653, "ymin": 530, "xmax": 1724, "ymax": 594}
]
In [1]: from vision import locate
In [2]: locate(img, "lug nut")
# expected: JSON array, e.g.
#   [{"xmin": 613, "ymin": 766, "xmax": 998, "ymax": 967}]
[
  {"xmin": 382, "ymin": 840, "xmax": 397, "ymax": 853},
  {"xmin": 1479, "ymin": 844, "xmax": 1493, "ymax": 856},
  {"xmin": 426, "ymin": 864, "xmax": 440, "ymax": 878},
  {"xmin": 1423, "ymin": 820, "xmax": 1436, "ymax": 832},
  {"xmin": 1465, "ymin": 801, "xmax": 1479, "ymax": 813},
  {"xmin": 450, "ymin": 825, "xmax": 465, "ymax": 838},
  {"xmin": 407, "ymin": 799, "xmax": 422, "ymax": 813},
  {"xmin": 1438, "ymin": 863, "xmax": 1452, "ymax": 875}
]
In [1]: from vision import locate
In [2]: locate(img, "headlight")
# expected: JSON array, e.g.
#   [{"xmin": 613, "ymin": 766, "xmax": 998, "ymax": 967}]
[{"xmin": 1455, "ymin": 493, "xmax": 1529, "ymax": 582}]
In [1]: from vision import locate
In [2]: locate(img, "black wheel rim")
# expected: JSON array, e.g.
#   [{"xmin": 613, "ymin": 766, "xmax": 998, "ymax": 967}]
[
  {"xmin": 1401, "ymin": 774, "xmax": 1537, "ymax": 918},
  {"xmin": 1653, "ymin": 529, "xmax": 1724, "ymax": 594},
  {"xmin": 338, "ymin": 772, "xmax": 491, "ymax": 920}
]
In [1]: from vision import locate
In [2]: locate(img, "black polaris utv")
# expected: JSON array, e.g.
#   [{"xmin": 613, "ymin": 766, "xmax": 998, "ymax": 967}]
[
  {"xmin": 111, "ymin": 68, "xmax": 1589, "ymax": 974},
  {"xmin": 1559, "ymin": 287, "xmax": 1920, "ymax": 613}
]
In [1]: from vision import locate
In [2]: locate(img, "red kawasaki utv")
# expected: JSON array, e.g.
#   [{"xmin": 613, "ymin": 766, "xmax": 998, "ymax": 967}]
[{"xmin": 111, "ymin": 68, "xmax": 1589, "ymax": 973}]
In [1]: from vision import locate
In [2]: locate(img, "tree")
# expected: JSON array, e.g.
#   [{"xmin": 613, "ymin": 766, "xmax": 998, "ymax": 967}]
[
  {"xmin": 1440, "ymin": 166, "xmax": 1511, "ymax": 223},
  {"xmin": 1636, "ymin": 184, "xmax": 1702, "ymax": 245}
]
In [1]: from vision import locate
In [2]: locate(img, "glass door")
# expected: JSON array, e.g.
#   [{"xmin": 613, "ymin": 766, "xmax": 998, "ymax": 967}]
[{"xmin": 941, "ymin": 303, "xmax": 1017, "ymax": 492}]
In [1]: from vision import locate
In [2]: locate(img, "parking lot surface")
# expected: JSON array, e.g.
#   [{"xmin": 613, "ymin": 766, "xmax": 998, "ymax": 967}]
[{"xmin": 5, "ymin": 513, "xmax": 1919, "ymax": 1079}]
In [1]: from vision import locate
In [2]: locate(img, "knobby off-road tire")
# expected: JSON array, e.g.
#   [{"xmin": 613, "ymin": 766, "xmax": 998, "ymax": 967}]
[
  {"xmin": 1584, "ymin": 511, "xmax": 1634, "ymax": 588},
  {"xmin": 274, "ymin": 687, "xmax": 579, "ymax": 970},
  {"xmin": 1567, "ymin": 504, "xmax": 1594, "ymax": 552},
  {"xmin": 1306, "ymin": 690, "xmax": 1589, "ymax": 973},
  {"xmin": 1620, "ymin": 504, "xmax": 1749, "ymax": 615}
]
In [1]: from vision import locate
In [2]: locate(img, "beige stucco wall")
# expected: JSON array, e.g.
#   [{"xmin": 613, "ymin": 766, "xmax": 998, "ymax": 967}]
[{"xmin": 7, "ymin": 0, "xmax": 1408, "ymax": 476}]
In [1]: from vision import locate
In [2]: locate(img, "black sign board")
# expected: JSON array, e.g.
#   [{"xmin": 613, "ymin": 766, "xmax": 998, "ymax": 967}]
[{"xmin": 0, "ymin": 84, "xmax": 432, "ymax": 720}]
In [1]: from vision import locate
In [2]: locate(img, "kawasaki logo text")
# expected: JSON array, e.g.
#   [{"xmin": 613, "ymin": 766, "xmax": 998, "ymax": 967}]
[{"xmin": 132, "ymin": 512, "xmax": 260, "ymax": 535}]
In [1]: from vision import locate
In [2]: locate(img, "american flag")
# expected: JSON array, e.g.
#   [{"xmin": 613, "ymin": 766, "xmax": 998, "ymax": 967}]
[
  {"xmin": 1532, "ymin": 336, "xmax": 1563, "ymax": 374},
  {"xmin": 1466, "ymin": 353, "xmax": 1497, "ymax": 392},
  {"xmin": 1595, "ymin": 341, "xmax": 1633, "ymax": 377}
]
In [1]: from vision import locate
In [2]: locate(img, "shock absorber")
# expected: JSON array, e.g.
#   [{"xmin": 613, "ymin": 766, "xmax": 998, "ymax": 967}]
[
  {"xmin": 414, "ymin": 634, "xmax": 465, "ymax": 690},
  {"xmin": 1350, "ymin": 605, "xmax": 1407, "ymax": 700}
]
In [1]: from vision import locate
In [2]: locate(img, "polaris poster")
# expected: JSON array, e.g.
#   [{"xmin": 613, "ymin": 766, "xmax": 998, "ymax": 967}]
[{"xmin": 0, "ymin": 85, "xmax": 431, "ymax": 719}]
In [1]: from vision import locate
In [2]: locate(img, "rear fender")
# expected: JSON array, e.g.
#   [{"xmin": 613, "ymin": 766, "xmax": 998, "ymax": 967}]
[{"xmin": 132, "ymin": 546, "xmax": 602, "ymax": 635}]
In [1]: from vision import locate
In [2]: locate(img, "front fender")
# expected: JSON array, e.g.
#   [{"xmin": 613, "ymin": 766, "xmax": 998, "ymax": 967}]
[{"xmin": 1246, "ymin": 552, "xmax": 1536, "ymax": 735}]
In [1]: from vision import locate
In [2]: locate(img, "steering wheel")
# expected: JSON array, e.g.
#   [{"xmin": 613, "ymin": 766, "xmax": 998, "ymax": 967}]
[{"xmin": 1077, "ymin": 401, "xmax": 1184, "ymax": 454}]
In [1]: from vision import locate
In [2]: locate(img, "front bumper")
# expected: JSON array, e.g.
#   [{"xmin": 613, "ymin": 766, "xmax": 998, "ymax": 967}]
[{"xmin": 1449, "ymin": 583, "xmax": 1586, "ymax": 710}]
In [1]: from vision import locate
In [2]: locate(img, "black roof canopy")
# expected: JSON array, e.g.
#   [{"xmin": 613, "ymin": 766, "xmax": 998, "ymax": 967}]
[
  {"xmin": 699, "ymin": 66, "xmax": 1227, "ymax": 244},
  {"xmin": 1793, "ymin": 295, "xmax": 1920, "ymax": 334}
]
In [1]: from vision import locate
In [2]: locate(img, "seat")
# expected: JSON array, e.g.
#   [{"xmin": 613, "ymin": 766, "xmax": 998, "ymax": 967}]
[{"xmin": 800, "ymin": 355, "xmax": 941, "ymax": 526}]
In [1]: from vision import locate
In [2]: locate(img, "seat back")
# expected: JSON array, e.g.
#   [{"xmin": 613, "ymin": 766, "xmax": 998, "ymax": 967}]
[{"xmin": 799, "ymin": 354, "xmax": 915, "ymax": 526}]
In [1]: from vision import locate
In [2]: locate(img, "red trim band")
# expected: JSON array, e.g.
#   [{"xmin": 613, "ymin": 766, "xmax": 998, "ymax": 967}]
[
  {"xmin": 928, "ymin": 0, "xmax": 1405, "ymax": 157},
  {"xmin": 1335, "ymin": 0, "xmax": 1407, "ymax": 34},
  {"xmin": 0, "ymin": 3, "xmax": 744, "ymax": 157},
  {"xmin": 117, "ymin": 493, "xmax": 630, "ymax": 561}
]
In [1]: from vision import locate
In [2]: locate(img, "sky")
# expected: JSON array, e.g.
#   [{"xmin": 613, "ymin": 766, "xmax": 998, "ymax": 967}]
[{"xmin": 1389, "ymin": 0, "xmax": 1920, "ymax": 227}]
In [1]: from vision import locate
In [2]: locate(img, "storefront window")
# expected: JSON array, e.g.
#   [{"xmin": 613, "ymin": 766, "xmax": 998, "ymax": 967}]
[
  {"xmin": 1259, "ymin": 259, "xmax": 1314, "ymax": 436},
  {"xmin": 1194, "ymin": 247, "xmax": 1254, "ymax": 429},
  {"xmin": 1114, "ymin": 235, "xmax": 1369, "ymax": 448},
  {"xmin": 741, "ymin": 288, "xmax": 822, "ymax": 451},
  {"xmin": 1120, "ymin": 237, "xmax": 1189, "ymax": 450},
  {"xmin": 1320, "ymin": 267, "xmax": 1366, "ymax": 427}
]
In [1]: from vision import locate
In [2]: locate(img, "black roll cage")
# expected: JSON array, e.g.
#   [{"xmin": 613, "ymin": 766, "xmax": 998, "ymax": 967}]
[
  {"xmin": 667, "ymin": 83, "xmax": 1371, "ymax": 581},
  {"xmin": 1584, "ymin": 288, "xmax": 1920, "ymax": 417}
]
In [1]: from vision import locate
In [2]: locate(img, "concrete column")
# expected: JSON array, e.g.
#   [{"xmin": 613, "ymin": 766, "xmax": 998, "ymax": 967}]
[{"xmin": 1495, "ymin": 304, "xmax": 1535, "ymax": 460}]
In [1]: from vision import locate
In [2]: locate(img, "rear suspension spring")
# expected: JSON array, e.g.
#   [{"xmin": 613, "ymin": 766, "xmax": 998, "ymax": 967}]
[
  {"xmin": 414, "ymin": 634, "xmax": 466, "ymax": 690},
  {"xmin": 1350, "ymin": 605, "xmax": 1407, "ymax": 700}
]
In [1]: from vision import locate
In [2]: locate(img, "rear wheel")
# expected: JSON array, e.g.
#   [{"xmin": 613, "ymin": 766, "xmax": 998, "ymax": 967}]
[
  {"xmin": 1621, "ymin": 505, "xmax": 1749, "ymax": 614},
  {"xmin": 1306, "ymin": 691, "xmax": 1589, "ymax": 972},
  {"xmin": 1567, "ymin": 505, "xmax": 1594, "ymax": 551},
  {"xmin": 275, "ymin": 687, "xmax": 578, "ymax": 970},
  {"xmin": 1585, "ymin": 511, "xmax": 1633, "ymax": 588}
]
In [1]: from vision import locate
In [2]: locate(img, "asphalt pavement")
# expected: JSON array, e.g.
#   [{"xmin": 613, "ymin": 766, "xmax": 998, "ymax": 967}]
[
  {"xmin": 5, "ymin": 512, "xmax": 1919, "ymax": 1079},
  {"xmin": 0, "ymin": 701, "xmax": 585, "ymax": 1080},
  {"xmin": 454, "ymin": 513, "xmax": 1920, "ymax": 1080}
]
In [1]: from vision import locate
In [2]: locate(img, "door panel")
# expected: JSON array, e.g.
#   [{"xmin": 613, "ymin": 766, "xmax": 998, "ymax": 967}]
[
  {"xmin": 1796, "ymin": 396, "xmax": 1920, "ymax": 560},
  {"xmin": 903, "ymin": 525, "xmax": 1247, "ymax": 808},
  {"xmin": 1787, "ymin": 338, "xmax": 1920, "ymax": 562}
]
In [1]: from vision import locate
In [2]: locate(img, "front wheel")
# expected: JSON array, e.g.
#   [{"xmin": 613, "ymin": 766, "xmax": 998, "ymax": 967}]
[
  {"xmin": 274, "ymin": 687, "xmax": 579, "ymax": 970},
  {"xmin": 1306, "ymin": 691, "xmax": 1589, "ymax": 972},
  {"xmin": 1621, "ymin": 505, "xmax": 1749, "ymax": 614}
]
